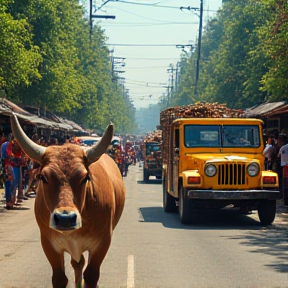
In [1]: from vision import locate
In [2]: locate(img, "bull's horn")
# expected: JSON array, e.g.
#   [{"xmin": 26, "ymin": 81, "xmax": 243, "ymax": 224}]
[
  {"xmin": 10, "ymin": 113, "xmax": 46, "ymax": 164},
  {"xmin": 86, "ymin": 122, "xmax": 114, "ymax": 165}
]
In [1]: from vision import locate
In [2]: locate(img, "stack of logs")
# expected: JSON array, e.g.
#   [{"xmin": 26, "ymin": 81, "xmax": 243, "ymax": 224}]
[
  {"xmin": 143, "ymin": 129, "xmax": 162, "ymax": 143},
  {"xmin": 160, "ymin": 102, "xmax": 244, "ymax": 126},
  {"xmin": 160, "ymin": 102, "xmax": 244, "ymax": 163}
]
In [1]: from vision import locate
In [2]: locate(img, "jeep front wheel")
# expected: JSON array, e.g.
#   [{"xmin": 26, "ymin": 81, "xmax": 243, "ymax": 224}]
[
  {"xmin": 179, "ymin": 186, "xmax": 193, "ymax": 224},
  {"xmin": 258, "ymin": 200, "xmax": 276, "ymax": 225}
]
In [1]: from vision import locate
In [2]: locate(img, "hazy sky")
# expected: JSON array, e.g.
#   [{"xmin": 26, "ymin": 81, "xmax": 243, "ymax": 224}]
[{"xmin": 88, "ymin": 0, "xmax": 222, "ymax": 109}]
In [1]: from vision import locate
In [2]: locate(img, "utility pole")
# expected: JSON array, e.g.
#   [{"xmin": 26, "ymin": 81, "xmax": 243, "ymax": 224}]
[
  {"xmin": 175, "ymin": 62, "xmax": 181, "ymax": 93},
  {"xmin": 195, "ymin": 0, "xmax": 203, "ymax": 95},
  {"xmin": 111, "ymin": 55, "xmax": 125, "ymax": 89},
  {"xmin": 176, "ymin": 44, "xmax": 193, "ymax": 56},
  {"xmin": 164, "ymin": 85, "xmax": 173, "ymax": 107},
  {"xmin": 180, "ymin": 2, "xmax": 203, "ymax": 95},
  {"xmin": 89, "ymin": 0, "xmax": 115, "ymax": 41},
  {"xmin": 167, "ymin": 64, "xmax": 177, "ymax": 99}
]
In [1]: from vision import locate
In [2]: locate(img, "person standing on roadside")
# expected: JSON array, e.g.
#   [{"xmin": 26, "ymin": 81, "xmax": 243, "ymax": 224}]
[
  {"xmin": 277, "ymin": 136, "xmax": 288, "ymax": 201},
  {"xmin": 6, "ymin": 137, "xmax": 28, "ymax": 204},
  {"xmin": 263, "ymin": 137, "xmax": 275, "ymax": 170},
  {"xmin": 1, "ymin": 134, "xmax": 14, "ymax": 209}
]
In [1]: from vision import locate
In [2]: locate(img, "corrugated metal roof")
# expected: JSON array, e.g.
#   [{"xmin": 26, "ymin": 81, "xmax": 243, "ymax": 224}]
[
  {"xmin": 263, "ymin": 103, "xmax": 288, "ymax": 116},
  {"xmin": 0, "ymin": 98, "xmax": 84, "ymax": 132},
  {"xmin": 244, "ymin": 101, "xmax": 286, "ymax": 117},
  {"xmin": 15, "ymin": 113, "xmax": 55, "ymax": 128}
]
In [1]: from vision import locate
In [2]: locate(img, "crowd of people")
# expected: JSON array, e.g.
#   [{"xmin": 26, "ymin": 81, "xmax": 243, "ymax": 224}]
[
  {"xmin": 107, "ymin": 140, "xmax": 141, "ymax": 177},
  {"xmin": 0, "ymin": 132, "xmax": 75, "ymax": 210},
  {"xmin": 2, "ymin": 128, "xmax": 287, "ymax": 210},
  {"xmin": 0, "ymin": 131, "xmax": 143, "ymax": 209}
]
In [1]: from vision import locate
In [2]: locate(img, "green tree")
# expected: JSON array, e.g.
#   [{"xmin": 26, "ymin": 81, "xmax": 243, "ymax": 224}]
[
  {"xmin": 258, "ymin": 0, "xmax": 288, "ymax": 101},
  {"xmin": 174, "ymin": 0, "xmax": 275, "ymax": 109},
  {"xmin": 1, "ymin": 0, "xmax": 137, "ymax": 133},
  {"xmin": 0, "ymin": 0, "xmax": 42, "ymax": 97},
  {"xmin": 199, "ymin": 0, "xmax": 267, "ymax": 108}
]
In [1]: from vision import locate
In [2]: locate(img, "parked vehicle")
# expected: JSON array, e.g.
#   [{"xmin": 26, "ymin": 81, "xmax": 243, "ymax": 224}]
[
  {"xmin": 75, "ymin": 136, "xmax": 101, "ymax": 147},
  {"xmin": 161, "ymin": 103, "xmax": 280, "ymax": 225},
  {"xmin": 142, "ymin": 140, "xmax": 162, "ymax": 183}
]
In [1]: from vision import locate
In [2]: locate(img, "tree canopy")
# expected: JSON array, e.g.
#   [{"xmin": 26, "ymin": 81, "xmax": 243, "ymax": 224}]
[
  {"xmin": 167, "ymin": 0, "xmax": 288, "ymax": 110},
  {"xmin": 0, "ymin": 0, "xmax": 136, "ymax": 133}
]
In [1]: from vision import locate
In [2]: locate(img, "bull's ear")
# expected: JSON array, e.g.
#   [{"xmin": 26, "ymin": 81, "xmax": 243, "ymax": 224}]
[
  {"xmin": 10, "ymin": 113, "xmax": 46, "ymax": 164},
  {"xmin": 86, "ymin": 122, "xmax": 114, "ymax": 165}
]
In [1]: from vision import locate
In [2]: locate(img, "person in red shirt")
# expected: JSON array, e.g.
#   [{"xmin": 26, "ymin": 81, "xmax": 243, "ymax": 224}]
[
  {"xmin": 1, "ymin": 137, "xmax": 13, "ymax": 208},
  {"xmin": 6, "ymin": 137, "xmax": 28, "ymax": 208}
]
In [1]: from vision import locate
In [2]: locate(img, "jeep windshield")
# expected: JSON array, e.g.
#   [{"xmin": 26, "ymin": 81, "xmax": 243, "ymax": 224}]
[{"xmin": 184, "ymin": 125, "xmax": 260, "ymax": 148}]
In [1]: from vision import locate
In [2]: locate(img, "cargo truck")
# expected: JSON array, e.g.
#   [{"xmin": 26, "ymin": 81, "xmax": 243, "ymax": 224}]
[
  {"xmin": 161, "ymin": 103, "xmax": 280, "ymax": 225},
  {"xmin": 142, "ymin": 130, "xmax": 162, "ymax": 183}
]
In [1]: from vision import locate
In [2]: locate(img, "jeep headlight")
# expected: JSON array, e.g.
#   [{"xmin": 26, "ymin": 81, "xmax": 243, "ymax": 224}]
[
  {"xmin": 205, "ymin": 164, "xmax": 217, "ymax": 177},
  {"xmin": 247, "ymin": 163, "xmax": 259, "ymax": 177}
]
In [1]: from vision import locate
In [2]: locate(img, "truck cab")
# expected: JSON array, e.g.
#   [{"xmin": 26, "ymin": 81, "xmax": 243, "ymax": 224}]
[
  {"xmin": 162, "ymin": 118, "xmax": 280, "ymax": 224},
  {"xmin": 143, "ymin": 141, "xmax": 162, "ymax": 183}
]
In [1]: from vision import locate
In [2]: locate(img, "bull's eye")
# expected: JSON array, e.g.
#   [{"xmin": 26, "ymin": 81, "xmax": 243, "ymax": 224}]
[
  {"xmin": 81, "ymin": 174, "xmax": 90, "ymax": 184},
  {"xmin": 37, "ymin": 174, "xmax": 48, "ymax": 184}
]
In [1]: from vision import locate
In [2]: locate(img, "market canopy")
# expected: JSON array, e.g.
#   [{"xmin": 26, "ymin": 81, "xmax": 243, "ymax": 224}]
[
  {"xmin": 244, "ymin": 101, "xmax": 286, "ymax": 117},
  {"xmin": 0, "ymin": 98, "xmax": 86, "ymax": 133}
]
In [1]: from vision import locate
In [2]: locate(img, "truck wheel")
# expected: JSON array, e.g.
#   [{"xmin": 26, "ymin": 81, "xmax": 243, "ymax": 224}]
[
  {"xmin": 258, "ymin": 200, "xmax": 276, "ymax": 225},
  {"xmin": 143, "ymin": 168, "xmax": 149, "ymax": 183},
  {"xmin": 179, "ymin": 186, "xmax": 193, "ymax": 224},
  {"xmin": 163, "ymin": 177, "xmax": 176, "ymax": 212}
]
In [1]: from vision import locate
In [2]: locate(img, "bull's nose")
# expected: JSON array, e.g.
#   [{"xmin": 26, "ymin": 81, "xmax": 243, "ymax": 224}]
[{"xmin": 53, "ymin": 210, "xmax": 78, "ymax": 230}]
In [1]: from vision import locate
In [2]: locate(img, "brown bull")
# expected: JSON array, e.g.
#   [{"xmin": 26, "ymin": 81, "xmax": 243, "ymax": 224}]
[{"xmin": 10, "ymin": 114, "xmax": 126, "ymax": 288}]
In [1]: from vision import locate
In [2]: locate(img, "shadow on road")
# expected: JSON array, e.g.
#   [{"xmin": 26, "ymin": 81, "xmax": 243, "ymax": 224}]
[
  {"xmin": 139, "ymin": 206, "xmax": 261, "ymax": 230},
  {"xmin": 137, "ymin": 179, "xmax": 162, "ymax": 185},
  {"xmin": 139, "ymin": 205, "xmax": 288, "ymax": 274},
  {"xmin": 231, "ymin": 227, "xmax": 288, "ymax": 273}
]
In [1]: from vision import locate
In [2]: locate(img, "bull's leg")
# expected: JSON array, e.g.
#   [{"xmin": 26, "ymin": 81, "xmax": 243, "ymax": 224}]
[
  {"xmin": 40, "ymin": 235, "xmax": 68, "ymax": 288},
  {"xmin": 83, "ymin": 240, "xmax": 111, "ymax": 288},
  {"xmin": 71, "ymin": 254, "xmax": 85, "ymax": 288}
]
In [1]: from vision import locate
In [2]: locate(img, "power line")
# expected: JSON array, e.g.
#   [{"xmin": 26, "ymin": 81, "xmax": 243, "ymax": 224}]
[
  {"xmin": 125, "ymin": 82, "xmax": 165, "ymax": 88},
  {"xmin": 126, "ymin": 66, "xmax": 169, "ymax": 69},
  {"xmin": 124, "ymin": 57, "xmax": 180, "ymax": 60},
  {"xmin": 100, "ymin": 21, "xmax": 199, "ymax": 27},
  {"xmin": 110, "ymin": 0, "xmax": 183, "ymax": 9},
  {"xmin": 125, "ymin": 77, "xmax": 166, "ymax": 85},
  {"xmin": 107, "ymin": 0, "xmax": 218, "ymax": 12},
  {"xmin": 107, "ymin": 43, "xmax": 187, "ymax": 47}
]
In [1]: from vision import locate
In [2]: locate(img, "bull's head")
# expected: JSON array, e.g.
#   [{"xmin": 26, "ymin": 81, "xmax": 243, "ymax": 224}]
[{"xmin": 10, "ymin": 114, "xmax": 114, "ymax": 231}]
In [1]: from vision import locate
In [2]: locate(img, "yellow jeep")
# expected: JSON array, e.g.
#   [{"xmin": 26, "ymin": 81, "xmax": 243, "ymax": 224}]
[{"xmin": 162, "ymin": 118, "xmax": 280, "ymax": 224}]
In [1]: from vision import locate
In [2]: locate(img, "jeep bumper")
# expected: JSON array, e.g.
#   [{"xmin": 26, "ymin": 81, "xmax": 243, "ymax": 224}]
[{"xmin": 186, "ymin": 189, "xmax": 280, "ymax": 200}]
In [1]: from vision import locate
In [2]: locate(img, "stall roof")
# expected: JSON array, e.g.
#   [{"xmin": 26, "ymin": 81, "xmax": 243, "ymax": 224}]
[
  {"xmin": 263, "ymin": 103, "xmax": 288, "ymax": 117},
  {"xmin": 0, "ymin": 98, "xmax": 85, "ymax": 132},
  {"xmin": 244, "ymin": 101, "xmax": 286, "ymax": 117}
]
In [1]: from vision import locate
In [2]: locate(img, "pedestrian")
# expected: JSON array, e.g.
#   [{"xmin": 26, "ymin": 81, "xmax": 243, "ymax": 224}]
[
  {"xmin": 277, "ymin": 136, "xmax": 288, "ymax": 202},
  {"xmin": 6, "ymin": 137, "xmax": 28, "ymax": 205},
  {"xmin": 263, "ymin": 137, "xmax": 275, "ymax": 170},
  {"xmin": 1, "ymin": 135, "xmax": 14, "ymax": 209}
]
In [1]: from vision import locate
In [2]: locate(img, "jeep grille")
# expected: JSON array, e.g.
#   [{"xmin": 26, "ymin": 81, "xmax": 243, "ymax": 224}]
[{"xmin": 217, "ymin": 164, "xmax": 246, "ymax": 185}]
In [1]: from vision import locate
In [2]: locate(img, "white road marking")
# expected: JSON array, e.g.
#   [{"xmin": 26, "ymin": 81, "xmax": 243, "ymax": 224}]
[{"xmin": 127, "ymin": 255, "xmax": 135, "ymax": 288}]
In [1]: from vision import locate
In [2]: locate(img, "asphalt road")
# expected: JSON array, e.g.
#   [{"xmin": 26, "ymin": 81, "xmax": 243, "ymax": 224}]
[{"xmin": 0, "ymin": 163, "xmax": 287, "ymax": 288}]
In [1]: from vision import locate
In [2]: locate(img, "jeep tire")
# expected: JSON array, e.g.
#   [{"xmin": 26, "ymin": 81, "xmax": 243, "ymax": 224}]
[{"xmin": 258, "ymin": 199, "xmax": 276, "ymax": 225}]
